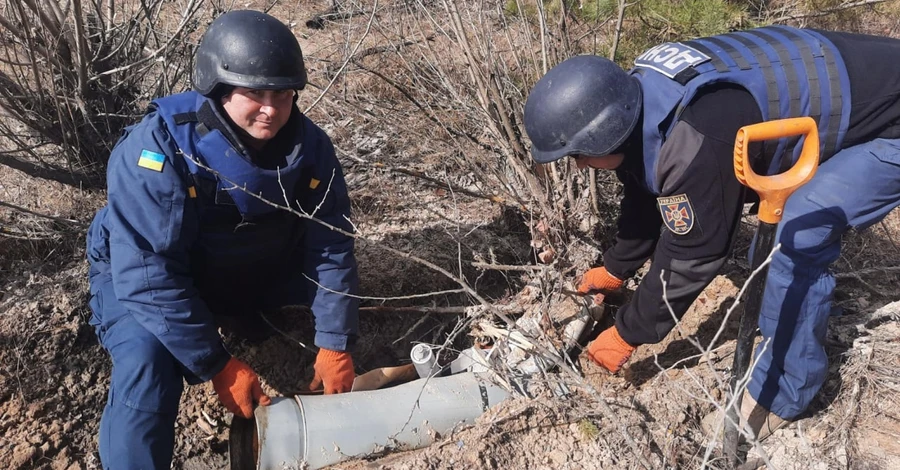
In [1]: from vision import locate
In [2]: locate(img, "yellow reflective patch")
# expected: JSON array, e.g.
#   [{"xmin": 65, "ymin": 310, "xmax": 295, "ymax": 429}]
[
  {"xmin": 188, "ymin": 186, "xmax": 197, "ymax": 198},
  {"xmin": 309, "ymin": 178, "xmax": 320, "ymax": 189}
]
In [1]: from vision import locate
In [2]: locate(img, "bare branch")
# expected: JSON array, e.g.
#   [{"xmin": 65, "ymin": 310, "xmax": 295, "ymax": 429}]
[
  {"xmin": 0, "ymin": 200, "xmax": 87, "ymax": 227},
  {"xmin": 304, "ymin": 0, "xmax": 379, "ymax": 114},
  {"xmin": 775, "ymin": 0, "xmax": 891, "ymax": 21},
  {"xmin": 471, "ymin": 262, "xmax": 546, "ymax": 272},
  {"xmin": 360, "ymin": 306, "xmax": 468, "ymax": 315}
]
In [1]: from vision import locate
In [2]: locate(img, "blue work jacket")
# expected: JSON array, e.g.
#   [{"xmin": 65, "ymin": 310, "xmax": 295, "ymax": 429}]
[{"xmin": 86, "ymin": 91, "xmax": 359, "ymax": 381}]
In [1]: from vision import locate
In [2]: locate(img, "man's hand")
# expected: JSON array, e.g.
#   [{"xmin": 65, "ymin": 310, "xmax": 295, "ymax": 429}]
[
  {"xmin": 577, "ymin": 266, "xmax": 623, "ymax": 294},
  {"xmin": 211, "ymin": 357, "xmax": 271, "ymax": 418},
  {"xmin": 309, "ymin": 348, "xmax": 354, "ymax": 394},
  {"xmin": 585, "ymin": 326, "xmax": 636, "ymax": 373}
]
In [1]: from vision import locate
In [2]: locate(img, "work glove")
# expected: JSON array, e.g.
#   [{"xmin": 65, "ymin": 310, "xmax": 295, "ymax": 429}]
[
  {"xmin": 585, "ymin": 326, "xmax": 636, "ymax": 373},
  {"xmin": 211, "ymin": 357, "xmax": 271, "ymax": 418},
  {"xmin": 309, "ymin": 348, "xmax": 355, "ymax": 394},
  {"xmin": 577, "ymin": 266, "xmax": 623, "ymax": 295}
]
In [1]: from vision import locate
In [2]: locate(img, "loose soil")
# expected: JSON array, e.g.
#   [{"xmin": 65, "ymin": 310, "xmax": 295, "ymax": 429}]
[
  {"xmin": 3, "ymin": 2, "xmax": 900, "ymax": 469},
  {"xmin": 3, "ymin": 160, "xmax": 900, "ymax": 469}
]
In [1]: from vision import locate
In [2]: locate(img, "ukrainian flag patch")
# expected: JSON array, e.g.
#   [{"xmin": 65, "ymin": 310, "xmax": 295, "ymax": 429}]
[{"xmin": 137, "ymin": 149, "xmax": 166, "ymax": 172}]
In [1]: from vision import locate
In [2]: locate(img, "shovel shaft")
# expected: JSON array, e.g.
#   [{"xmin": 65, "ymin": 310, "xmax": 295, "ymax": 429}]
[
  {"xmin": 725, "ymin": 117, "xmax": 820, "ymax": 465},
  {"xmin": 732, "ymin": 223, "xmax": 777, "ymax": 375},
  {"xmin": 723, "ymin": 221, "xmax": 777, "ymax": 458}
]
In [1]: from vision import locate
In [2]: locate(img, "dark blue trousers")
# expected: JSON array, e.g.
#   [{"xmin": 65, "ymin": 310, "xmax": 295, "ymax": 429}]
[
  {"xmin": 748, "ymin": 137, "xmax": 900, "ymax": 419},
  {"xmin": 89, "ymin": 272, "xmax": 182, "ymax": 470},
  {"xmin": 88, "ymin": 266, "xmax": 307, "ymax": 469}
]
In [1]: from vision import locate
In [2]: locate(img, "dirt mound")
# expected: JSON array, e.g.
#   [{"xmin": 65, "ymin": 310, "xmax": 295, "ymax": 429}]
[{"xmin": 3, "ymin": 158, "xmax": 900, "ymax": 469}]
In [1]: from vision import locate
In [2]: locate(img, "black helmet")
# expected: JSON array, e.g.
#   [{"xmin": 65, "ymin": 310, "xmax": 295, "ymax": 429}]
[
  {"xmin": 524, "ymin": 55, "xmax": 641, "ymax": 164},
  {"xmin": 193, "ymin": 10, "xmax": 307, "ymax": 96}
]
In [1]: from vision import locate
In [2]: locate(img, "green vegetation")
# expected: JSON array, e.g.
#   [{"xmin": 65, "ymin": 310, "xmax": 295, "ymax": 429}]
[
  {"xmin": 578, "ymin": 418, "xmax": 601, "ymax": 440},
  {"xmin": 615, "ymin": 0, "xmax": 750, "ymax": 64},
  {"xmin": 503, "ymin": 0, "xmax": 754, "ymax": 66}
]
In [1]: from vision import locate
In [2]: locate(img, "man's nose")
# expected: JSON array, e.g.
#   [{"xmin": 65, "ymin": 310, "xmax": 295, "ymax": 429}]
[
  {"xmin": 259, "ymin": 92, "xmax": 283, "ymax": 110},
  {"xmin": 260, "ymin": 103, "xmax": 277, "ymax": 114},
  {"xmin": 259, "ymin": 99, "xmax": 279, "ymax": 115}
]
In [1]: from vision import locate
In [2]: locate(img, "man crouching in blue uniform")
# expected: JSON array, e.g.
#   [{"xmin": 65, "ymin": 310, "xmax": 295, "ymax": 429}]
[{"xmin": 85, "ymin": 10, "xmax": 360, "ymax": 468}]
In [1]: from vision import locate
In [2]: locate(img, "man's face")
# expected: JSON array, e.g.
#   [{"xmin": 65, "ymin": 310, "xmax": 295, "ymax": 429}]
[
  {"xmin": 221, "ymin": 87, "xmax": 295, "ymax": 148},
  {"xmin": 571, "ymin": 153, "xmax": 625, "ymax": 170}
]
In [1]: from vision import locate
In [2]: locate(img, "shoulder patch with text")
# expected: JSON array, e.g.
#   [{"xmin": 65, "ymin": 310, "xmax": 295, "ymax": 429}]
[
  {"xmin": 137, "ymin": 149, "xmax": 166, "ymax": 172},
  {"xmin": 634, "ymin": 42, "xmax": 710, "ymax": 78},
  {"xmin": 658, "ymin": 194, "xmax": 695, "ymax": 235}
]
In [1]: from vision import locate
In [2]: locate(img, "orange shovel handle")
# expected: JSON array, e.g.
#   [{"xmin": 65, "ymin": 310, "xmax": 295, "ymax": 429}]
[{"xmin": 734, "ymin": 117, "xmax": 820, "ymax": 224}]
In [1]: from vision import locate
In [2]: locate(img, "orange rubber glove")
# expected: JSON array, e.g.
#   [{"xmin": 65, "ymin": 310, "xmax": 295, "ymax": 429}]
[
  {"xmin": 586, "ymin": 326, "xmax": 636, "ymax": 373},
  {"xmin": 577, "ymin": 266, "xmax": 624, "ymax": 294},
  {"xmin": 212, "ymin": 357, "xmax": 271, "ymax": 418},
  {"xmin": 309, "ymin": 348, "xmax": 355, "ymax": 394}
]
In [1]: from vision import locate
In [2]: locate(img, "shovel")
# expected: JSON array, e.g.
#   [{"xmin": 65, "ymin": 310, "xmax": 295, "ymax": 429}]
[{"xmin": 724, "ymin": 117, "xmax": 820, "ymax": 464}]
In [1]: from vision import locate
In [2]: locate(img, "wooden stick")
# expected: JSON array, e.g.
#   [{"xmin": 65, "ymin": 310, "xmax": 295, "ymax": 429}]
[{"xmin": 360, "ymin": 306, "xmax": 467, "ymax": 315}]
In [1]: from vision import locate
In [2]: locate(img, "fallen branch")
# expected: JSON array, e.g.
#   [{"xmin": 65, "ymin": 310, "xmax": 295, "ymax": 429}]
[
  {"xmin": 353, "ymin": 38, "xmax": 433, "ymax": 63},
  {"xmin": 0, "ymin": 226, "xmax": 60, "ymax": 240},
  {"xmin": 834, "ymin": 266, "xmax": 900, "ymax": 279},
  {"xmin": 471, "ymin": 262, "xmax": 546, "ymax": 272},
  {"xmin": 360, "ymin": 306, "xmax": 467, "ymax": 315},
  {"xmin": 0, "ymin": 200, "xmax": 87, "ymax": 227},
  {"xmin": 303, "ymin": 275, "xmax": 467, "ymax": 301},
  {"xmin": 306, "ymin": 6, "xmax": 369, "ymax": 29}
]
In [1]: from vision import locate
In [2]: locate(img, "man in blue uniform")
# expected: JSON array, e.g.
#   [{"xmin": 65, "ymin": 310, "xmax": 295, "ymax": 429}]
[
  {"xmin": 86, "ymin": 10, "xmax": 360, "ymax": 468},
  {"xmin": 524, "ymin": 27, "xmax": 900, "ymax": 439}
]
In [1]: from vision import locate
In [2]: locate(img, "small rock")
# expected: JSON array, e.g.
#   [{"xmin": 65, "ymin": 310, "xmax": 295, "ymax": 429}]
[
  {"xmin": 807, "ymin": 427, "xmax": 826, "ymax": 441},
  {"xmin": 25, "ymin": 402, "xmax": 47, "ymax": 419},
  {"xmin": 549, "ymin": 449, "xmax": 568, "ymax": 465},
  {"xmin": 538, "ymin": 247, "xmax": 556, "ymax": 264},
  {"xmin": 11, "ymin": 443, "xmax": 38, "ymax": 467},
  {"xmin": 196, "ymin": 417, "xmax": 215, "ymax": 436},
  {"xmin": 835, "ymin": 446, "xmax": 849, "ymax": 467}
]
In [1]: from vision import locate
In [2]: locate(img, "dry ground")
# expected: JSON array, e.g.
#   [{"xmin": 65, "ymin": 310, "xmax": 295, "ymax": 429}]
[
  {"xmin": 3, "ymin": 1, "xmax": 900, "ymax": 469},
  {"xmin": 3, "ymin": 156, "xmax": 900, "ymax": 469}
]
